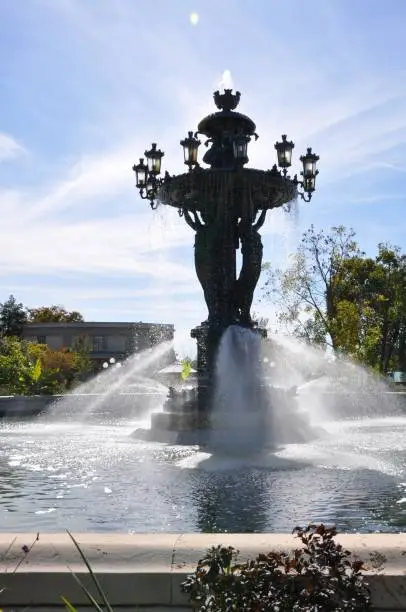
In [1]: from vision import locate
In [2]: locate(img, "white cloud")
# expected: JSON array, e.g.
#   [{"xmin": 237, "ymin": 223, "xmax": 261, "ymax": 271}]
[
  {"xmin": 0, "ymin": 133, "xmax": 26, "ymax": 161},
  {"xmin": 2, "ymin": 0, "xmax": 406, "ymax": 332},
  {"xmin": 0, "ymin": 215, "xmax": 194, "ymax": 280},
  {"xmin": 248, "ymin": 76, "xmax": 406, "ymax": 189},
  {"xmin": 0, "ymin": 283, "xmax": 200, "ymax": 301}
]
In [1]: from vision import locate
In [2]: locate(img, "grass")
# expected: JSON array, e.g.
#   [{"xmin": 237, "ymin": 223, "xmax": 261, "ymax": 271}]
[{"xmin": 62, "ymin": 531, "xmax": 114, "ymax": 612}]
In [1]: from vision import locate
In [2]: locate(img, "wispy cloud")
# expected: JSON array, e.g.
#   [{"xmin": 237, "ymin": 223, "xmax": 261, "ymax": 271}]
[
  {"xmin": 0, "ymin": 133, "xmax": 26, "ymax": 161},
  {"xmin": 1, "ymin": 0, "xmax": 406, "ymax": 354}
]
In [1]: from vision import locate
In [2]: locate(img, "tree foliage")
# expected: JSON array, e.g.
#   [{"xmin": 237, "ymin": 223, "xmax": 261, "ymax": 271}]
[
  {"xmin": 180, "ymin": 358, "xmax": 194, "ymax": 380},
  {"xmin": 0, "ymin": 336, "xmax": 29, "ymax": 393},
  {"xmin": 330, "ymin": 243, "xmax": 406, "ymax": 371},
  {"xmin": 71, "ymin": 335, "xmax": 94, "ymax": 379},
  {"xmin": 0, "ymin": 295, "xmax": 27, "ymax": 337},
  {"xmin": 262, "ymin": 225, "xmax": 406, "ymax": 372},
  {"xmin": 0, "ymin": 297, "xmax": 90, "ymax": 393},
  {"xmin": 0, "ymin": 336, "xmax": 92, "ymax": 395},
  {"xmin": 27, "ymin": 305, "xmax": 84, "ymax": 323}
]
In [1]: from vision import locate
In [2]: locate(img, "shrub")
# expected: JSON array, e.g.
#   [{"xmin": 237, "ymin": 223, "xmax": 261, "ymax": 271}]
[{"xmin": 181, "ymin": 523, "xmax": 372, "ymax": 611}]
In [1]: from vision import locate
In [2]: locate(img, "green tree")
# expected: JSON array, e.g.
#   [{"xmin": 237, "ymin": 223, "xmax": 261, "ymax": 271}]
[
  {"xmin": 27, "ymin": 343, "xmax": 79, "ymax": 392},
  {"xmin": 0, "ymin": 337, "xmax": 65, "ymax": 395},
  {"xmin": 331, "ymin": 244, "xmax": 406, "ymax": 371},
  {"xmin": 373, "ymin": 244, "xmax": 406, "ymax": 372},
  {"xmin": 262, "ymin": 225, "xmax": 361, "ymax": 349},
  {"xmin": 0, "ymin": 336, "xmax": 30, "ymax": 394},
  {"xmin": 27, "ymin": 305, "xmax": 84, "ymax": 323},
  {"xmin": 180, "ymin": 357, "xmax": 195, "ymax": 380},
  {"xmin": 71, "ymin": 335, "xmax": 94, "ymax": 379},
  {"xmin": 262, "ymin": 226, "xmax": 406, "ymax": 373},
  {"xmin": 0, "ymin": 336, "xmax": 92, "ymax": 395},
  {"xmin": 0, "ymin": 295, "xmax": 27, "ymax": 337}
]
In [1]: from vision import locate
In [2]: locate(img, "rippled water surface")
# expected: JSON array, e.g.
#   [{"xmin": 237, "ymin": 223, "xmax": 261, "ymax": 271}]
[{"xmin": 0, "ymin": 413, "xmax": 405, "ymax": 533}]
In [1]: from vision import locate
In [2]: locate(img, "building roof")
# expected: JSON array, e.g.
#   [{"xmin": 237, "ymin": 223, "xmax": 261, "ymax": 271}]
[{"xmin": 23, "ymin": 321, "xmax": 174, "ymax": 329}]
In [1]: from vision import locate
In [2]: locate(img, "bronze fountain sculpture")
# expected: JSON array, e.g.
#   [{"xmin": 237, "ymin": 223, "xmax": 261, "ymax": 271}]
[{"xmin": 133, "ymin": 89, "xmax": 319, "ymax": 422}]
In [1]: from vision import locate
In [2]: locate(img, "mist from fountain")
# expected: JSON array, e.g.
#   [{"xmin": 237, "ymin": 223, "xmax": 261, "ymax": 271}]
[
  {"xmin": 43, "ymin": 341, "xmax": 172, "ymax": 423},
  {"xmin": 265, "ymin": 334, "xmax": 404, "ymax": 423},
  {"xmin": 206, "ymin": 326, "xmax": 319, "ymax": 458},
  {"xmin": 204, "ymin": 325, "xmax": 404, "ymax": 462},
  {"xmin": 0, "ymin": 323, "xmax": 405, "ymax": 532}
]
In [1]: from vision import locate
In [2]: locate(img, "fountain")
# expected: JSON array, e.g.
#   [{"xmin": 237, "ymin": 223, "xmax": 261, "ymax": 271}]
[
  {"xmin": 0, "ymin": 326, "xmax": 405, "ymax": 533},
  {"xmin": 205, "ymin": 325, "xmax": 320, "ymax": 455},
  {"xmin": 0, "ymin": 87, "xmax": 404, "ymax": 536},
  {"xmin": 43, "ymin": 341, "xmax": 172, "ymax": 423},
  {"xmin": 132, "ymin": 88, "xmax": 320, "ymax": 442}
]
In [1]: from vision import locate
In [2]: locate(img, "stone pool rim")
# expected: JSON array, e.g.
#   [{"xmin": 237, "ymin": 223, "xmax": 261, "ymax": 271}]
[{"xmin": 0, "ymin": 533, "xmax": 404, "ymax": 610}]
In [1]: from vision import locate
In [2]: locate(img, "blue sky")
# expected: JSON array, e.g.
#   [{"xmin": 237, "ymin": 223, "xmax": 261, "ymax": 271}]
[{"xmin": 1, "ymin": 0, "xmax": 406, "ymax": 355}]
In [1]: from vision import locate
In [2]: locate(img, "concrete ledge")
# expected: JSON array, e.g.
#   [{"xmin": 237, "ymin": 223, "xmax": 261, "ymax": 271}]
[
  {"xmin": 0, "ymin": 395, "xmax": 55, "ymax": 417},
  {"xmin": 0, "ymin": 534, "xmax": 405, "ymax": 610},
  {"xmin": 0, "ymin": 391, "xmax": 405, "ymax": 419},
  {"xmin": 0, "ymin": 393, "xmax": 165, "ymax": 418}
]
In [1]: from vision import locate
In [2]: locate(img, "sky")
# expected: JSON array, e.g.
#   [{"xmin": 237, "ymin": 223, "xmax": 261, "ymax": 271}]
[{"xmin": 1, "ymin": 0, "xmax": 406, "ymax": 356}]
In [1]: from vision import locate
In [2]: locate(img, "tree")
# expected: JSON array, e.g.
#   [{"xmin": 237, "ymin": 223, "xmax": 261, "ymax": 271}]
[
  {"xmin": 262, "ymin": 225, "xmax": 361, "ymax": 349},
  {"xmin": 0, "ymin": 336, "xmax": 30, "ymax": 394},
  {"xmin": 27, "ymin": 305, "xmax": 84, "ymax": 323},
  {"xmin": 0, "ymin": 295, "xmax": 27, "ymax": 337},
  {"xmin": 262, "ymin": 226, "xmax": 406, "ymax": 373},
  {"xmin": 331, "ymin": 244, "xmax": 406, "ymax": 372},
  {"xmin": 0, "ymin": 336, "xmax": 93, "ymax": 395},
  {"xmin": 27, "ymin": 343, "xmax": 80, "ymax": 391},
  {"xmin": 372, "ymin": 244, "xmax": 406, "ymax": 372},
  {"xmin": 71, "ymin": 335, "xmax": 94, "ymax": 379}
]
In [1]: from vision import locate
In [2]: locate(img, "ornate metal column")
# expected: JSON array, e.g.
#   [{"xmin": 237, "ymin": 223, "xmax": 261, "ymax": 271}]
[{"xmin": 132, "ymin": 89, "xmax": 319, "ymax": 411}]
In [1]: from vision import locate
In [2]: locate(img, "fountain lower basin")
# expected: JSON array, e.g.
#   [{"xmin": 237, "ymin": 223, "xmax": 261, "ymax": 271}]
[
  {"xmin": 0, "ymin": 411, "xmax": 405, "ymax": 534},
  {"xmin": 0, "ymin": 532, "xmax": 404, "ymax": 611}
]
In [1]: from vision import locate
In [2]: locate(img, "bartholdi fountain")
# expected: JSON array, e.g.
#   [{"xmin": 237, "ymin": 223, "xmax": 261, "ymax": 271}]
[
  {"xmin": 132, "ymin": 88, "xmax": 320, "ymax": 444},
  {"xmin": 0, "ymin": 94, "xmax": 405, "ymax": 541},
  {"xmin": 0, "ymin": 90, "xmax": 404, "ymax": 535}
]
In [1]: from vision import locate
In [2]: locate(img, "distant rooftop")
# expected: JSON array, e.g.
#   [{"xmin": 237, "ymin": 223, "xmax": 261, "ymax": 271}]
[{"xmin": 24, "ymin": 321, "xmax": 174, "ymax": 329}]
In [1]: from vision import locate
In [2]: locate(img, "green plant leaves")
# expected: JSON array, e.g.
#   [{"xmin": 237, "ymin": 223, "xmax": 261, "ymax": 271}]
[
  {"xmin": 181, "ymin": 359, "xmax": 193, "ymax": 380},
  {"xmin": 181, "ymin": 523, "xmax": 372, "ymax": 611}
]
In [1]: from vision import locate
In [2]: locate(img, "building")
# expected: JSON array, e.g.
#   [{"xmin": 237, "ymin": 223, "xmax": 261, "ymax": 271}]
[{"xmin": 22, "ymin": 321, "xmax": 175, "ymax": 369}]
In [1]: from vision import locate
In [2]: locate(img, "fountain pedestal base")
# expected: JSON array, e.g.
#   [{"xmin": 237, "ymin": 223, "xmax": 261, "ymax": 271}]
[
  {"xmin": 132, "ymin": 377, "xmax": 211, "ymax": 445},
  {"xmin": 131, "ymin": 380, "xmax": 318, "ymax": 447}
]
